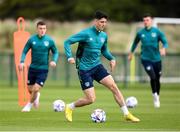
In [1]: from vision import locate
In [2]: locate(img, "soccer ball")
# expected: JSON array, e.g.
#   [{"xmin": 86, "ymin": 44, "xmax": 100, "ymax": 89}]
[
  {"xmin": 91, "ymin": 109, "xmax": 106, "ymax": 123},
  {"xmin": 126, "ymin": 96, "xmax": 138, "ymax": 108},
  {"xmin": 53, "ymin": 99, "xmax": 65, "ymax": 112}
]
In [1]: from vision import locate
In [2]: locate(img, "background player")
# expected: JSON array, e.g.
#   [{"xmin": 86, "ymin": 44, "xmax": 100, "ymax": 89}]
[
  {"xmin": 19, "ymin": 21, "xmax": 59, "ymax": 112},
  {"xmin": 128, "ymin": 13, "xmax": 168, "ymax": 108}
]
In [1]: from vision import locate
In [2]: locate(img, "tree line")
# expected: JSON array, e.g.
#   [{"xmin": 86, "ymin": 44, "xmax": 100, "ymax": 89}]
[{"xmin": 0, "ymin": 0, "xmax": 179, "ymax": 22}]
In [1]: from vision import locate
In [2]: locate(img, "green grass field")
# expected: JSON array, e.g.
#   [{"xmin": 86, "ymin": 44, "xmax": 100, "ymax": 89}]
[{"xmin": 0, "ymin": 83, "xmax": 180, "ymax": 131}]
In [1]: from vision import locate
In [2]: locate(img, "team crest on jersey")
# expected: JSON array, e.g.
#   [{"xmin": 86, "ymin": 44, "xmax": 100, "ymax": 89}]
[
  {"xmin": 44, "ymin": 41, "xmax": 49, "ymax": 46},
  {"xmin": 100, "ymin": 38, "xmax": 105, "ymax": 43},
  {"xmin": 32, "ymin": 41, "xmax": 36, "ymax": 45},
  {"xmin": 89, "ymin": 37, "xmax": 93, "ymax": 41},
  {"xmin": 141, "ymin": 34, "xmax": 145, "ymax": 38},
  {"xmin": 151, "ymin": 32, "xmax": 157, "ymax": 37}
]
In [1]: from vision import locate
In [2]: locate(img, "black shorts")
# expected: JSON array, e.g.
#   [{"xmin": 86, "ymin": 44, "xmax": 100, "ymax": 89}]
[
  {"xmin": 27, "ymin": 67, "xmax": 48, "ymax": 87},
  {"xmin": 78, "ymin": 64, "xmax": 110, "ymax": 90}
]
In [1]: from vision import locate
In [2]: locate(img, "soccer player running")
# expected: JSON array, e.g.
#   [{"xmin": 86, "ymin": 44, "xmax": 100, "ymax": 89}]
[
  {"xmin": 19, "ymin": 21, "xmax": 59, "ymax": 112},
  {"xmin": 128, "ymin": 13, "xmax": 168, "ymax": 108},
  {"xmin": 64, "ymin": 11, "xmax": 140, "ymax": 122}
]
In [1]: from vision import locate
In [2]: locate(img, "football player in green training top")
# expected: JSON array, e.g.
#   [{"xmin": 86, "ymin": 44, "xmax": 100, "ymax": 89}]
[
  {"xmin": 64, "ymin": 11, "xmax": 140, "ymax": 122},
  {"xmin": 19, "ymin": 21, "xmax": 59, "ymax": 112},
  {"xmin": 128, "ymin": 13, "xmax": 168, "ymax": 108}
]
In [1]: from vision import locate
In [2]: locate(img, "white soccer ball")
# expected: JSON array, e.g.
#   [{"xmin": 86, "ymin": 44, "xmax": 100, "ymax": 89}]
[
  {"xmin": 91, "ymin": 109, "xmax": 106, "ymax": 123},
  {"xmin": 126, "ymin": 96, "xmax": 138, "ymax": 108},
  {"xmin": 53, "ymin": 99, "xmax": 65, "ymax": 112}
]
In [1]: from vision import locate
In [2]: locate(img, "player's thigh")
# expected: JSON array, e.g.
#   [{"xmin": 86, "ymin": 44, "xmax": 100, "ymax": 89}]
[
  {"xmin": 141, "ymin": 60, "xmax": 156, "ymax": 79},
  {"xmin": 28, "ymin": 83, "xmax": 41, "ymax": 93},
  {"xmin": 153, "ymin": 61, "xmax": 162, "ymax": 77},
  {"xmin": 36, "ymin": 70, "xmax": 48, "ymax": 87},
  {"xmin": 100, "ymin": 75, "xmax": 117, "ymax": 91},
  {"xmin": 83, "ymin": 87, "xmax": 96, "ymax": 101},
  {"xmin": 78, "ymin": 70, "xmax": 93, "ymax": 90},
  {"xmin": 92, "ymin": 65, "xmax": 117, "ymax": 91},
  {"xmin": 93, "ymin": 64, "xmax": 110, "ymax": 82},
  {"xmin": 27, "ymin": 68, "xmax": 36, "ymax": 85}
]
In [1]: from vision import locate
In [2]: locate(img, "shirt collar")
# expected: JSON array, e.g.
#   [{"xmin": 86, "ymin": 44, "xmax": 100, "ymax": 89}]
[
  {"xmin": 145, "ymin": 26, "xmax": 152, "ymax": 31},
  {"xmin": 37, "ymin": 34, "xmax": 45, "ymax": 39},
  {"xmin": 92, "ymin": 26, "xmax": 101, "ymax": 34}
]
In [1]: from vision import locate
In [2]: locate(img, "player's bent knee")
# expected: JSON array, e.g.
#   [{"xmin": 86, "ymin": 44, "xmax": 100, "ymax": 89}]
[
  {"xmin": 88, "ymin": 97, "xmax": 96, "ymax": 104},
  {"xmin": 32, "ymin": 84, "xmax": 41, "ymax": 92},
  {"xmin": 32, "ymin": 87, "xmax": 40, "ymax": 93}
]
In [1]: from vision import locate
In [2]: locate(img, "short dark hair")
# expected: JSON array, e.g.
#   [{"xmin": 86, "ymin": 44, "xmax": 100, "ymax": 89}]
[
  {"xmin": 143, "ymin": 13, "xmax": 153, "ymax": 18},
  {"xmin": 37, "ymin": 21, "xmax": 46, "ymax": 27},
  {"xmin": 94, "ymin": 11, "xmax": 108, "ymax": 20}
]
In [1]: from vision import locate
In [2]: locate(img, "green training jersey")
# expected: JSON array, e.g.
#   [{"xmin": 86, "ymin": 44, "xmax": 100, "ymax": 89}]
[
  {"xmin": 130, "ymin": 27, "xmax": 168, "ymax": 62},
  {"xmin": 20, "ymin": 34, "xmax": 59, "ymax": 70},
  {"xmin": 64, "ymin": 26, "xmax": 115, "ymax": 70}
]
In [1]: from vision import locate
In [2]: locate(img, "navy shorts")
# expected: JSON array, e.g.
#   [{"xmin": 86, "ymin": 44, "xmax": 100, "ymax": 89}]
[
  {"xmin": 27, "ymin": 67, "xmax": 48, "ymax": 87},
  {"xmin": 78, "ymin": 64, "xmax": 110, "ymax": 90}
]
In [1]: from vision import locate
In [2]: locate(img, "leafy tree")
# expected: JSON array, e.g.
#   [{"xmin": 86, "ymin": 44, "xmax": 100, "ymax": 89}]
[{"xmin": 0, "ymin": 0, "xmax": 179, "ymax": 22}]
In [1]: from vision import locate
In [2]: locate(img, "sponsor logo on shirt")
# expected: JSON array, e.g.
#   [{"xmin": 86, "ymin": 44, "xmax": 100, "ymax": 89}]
[{"xmin": 44, "ymin": 41, "xmax": 49, "ymax": 46}]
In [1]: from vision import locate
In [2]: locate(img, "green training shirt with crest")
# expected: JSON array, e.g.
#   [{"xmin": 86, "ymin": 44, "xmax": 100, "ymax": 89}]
[
  {"xmin": 20, "ymin": 34, "xmax": 59, "ymax": 70},
  {"xmin": 64, "ymin": 26, "xmax": 115, "ymax": 70},
  {"xmin": 130, "ymin": 27, "xmax": 168, "ymax": 62}
]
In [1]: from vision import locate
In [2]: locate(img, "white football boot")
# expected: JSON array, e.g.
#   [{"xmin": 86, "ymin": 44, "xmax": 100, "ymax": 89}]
[
  {"xmin": 21, "ymin": 102, "xmax": 32, "ymax": 112},
  {"xmin": 153, "ymin": 93, "xmax": 160, "ymax": 108}
]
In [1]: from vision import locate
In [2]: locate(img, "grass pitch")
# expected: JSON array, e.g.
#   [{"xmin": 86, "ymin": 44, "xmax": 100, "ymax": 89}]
[{"xmin": 0, "ymin": 83, "xmax": 180, "ymax": 131}]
